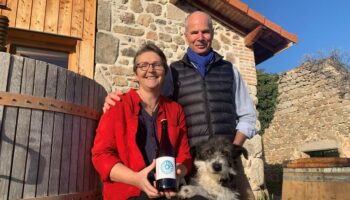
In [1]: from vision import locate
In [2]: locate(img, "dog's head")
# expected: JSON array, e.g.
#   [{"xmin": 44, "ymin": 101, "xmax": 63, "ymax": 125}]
[{"xmin": 191, "ymin": 136, "xmax": 248, "ymax": 184}]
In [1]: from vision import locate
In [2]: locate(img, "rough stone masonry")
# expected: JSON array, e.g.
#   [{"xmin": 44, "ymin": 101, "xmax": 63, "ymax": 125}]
[{"xmin": 263, "ymin": 57, "xmax": 350, "ymax": 195}]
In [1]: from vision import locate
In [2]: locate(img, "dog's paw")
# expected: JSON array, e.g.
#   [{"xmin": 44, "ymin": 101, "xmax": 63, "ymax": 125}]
[{"xmin": 177, "ymin": 185, "xmax": 197, "ymax": 199}]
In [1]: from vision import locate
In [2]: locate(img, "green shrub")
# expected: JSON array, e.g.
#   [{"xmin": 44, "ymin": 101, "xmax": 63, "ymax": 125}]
[{"xmin": 256, "ymin": 70, "xmax": 279, "ymax": 135}]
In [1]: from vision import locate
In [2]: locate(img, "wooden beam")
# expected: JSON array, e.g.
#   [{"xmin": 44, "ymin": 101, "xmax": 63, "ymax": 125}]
[
  {"xmin": 30, "ymin": 0, "xmax": 47, "ymax": 32},
  {"xmin": 7, "ymin": 28, "xmax": 80, "ymax": 52},
  {"xmin": 252, "ymin": 30, "xmax": 276, "ymax": 53},
  {"xmin": 244, "ymin": 25, "xmax": 264, "ymax": 47},
  {"xmin": 184, "ymin": 0, "xmax": 248, "ymax": 35},
  {"xmin": 44, "ymin": 0, "xmax": 60, "ymax": 34},
  {"xmin": 255, "ymin": 40, "xmax": 275, "ymax": 53},
  {"xmin": 0, "ymin": 0, "xmax": 7, "ymax": 9},
  {"xmin": 58, "ymin": 0, "xmax": 73, "ymax": 35},
  {"xmin": 257, "ymin": 37, "xmax": 291, "ymax": 57},
  {"xmin": 272, "ymin": 41, "xmax": 293, "ymax": 56},
  {"xmin": 15, "ymin": 0, "xmax": 32, "ymax": 29},
  {"xmin": 77, "ymin": 0, "xmax": 96, "ymax": 79}
]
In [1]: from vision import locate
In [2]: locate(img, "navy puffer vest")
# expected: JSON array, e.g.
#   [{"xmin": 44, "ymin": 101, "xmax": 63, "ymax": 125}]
[{"xmin": 171, "ymin": 52, "xmax": 237, "ymax": 146}]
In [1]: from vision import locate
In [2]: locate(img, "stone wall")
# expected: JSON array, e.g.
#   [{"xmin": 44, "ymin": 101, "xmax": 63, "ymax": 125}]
[
  {"xmin": 94, "ymin": 0, "xmax": 257, "ymax": 97},
  {"xmin": 263, "ymin": 58, "xmax": 350, "ymax": 195}
]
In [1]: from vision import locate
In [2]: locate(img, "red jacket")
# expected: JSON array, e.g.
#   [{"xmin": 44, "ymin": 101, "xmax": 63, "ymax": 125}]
[{"xmin": 92, "ymin": 89, "xmax": 192, "ymax": 200}]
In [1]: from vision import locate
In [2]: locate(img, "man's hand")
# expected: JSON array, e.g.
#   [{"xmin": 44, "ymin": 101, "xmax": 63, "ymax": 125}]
[
  {"xmin": 233, "ymin": 131, "xmax": 247, "ymax": 146},
  {"xmin": 103, "ymin": 91, "xmax": 123, "ymax": 113}
]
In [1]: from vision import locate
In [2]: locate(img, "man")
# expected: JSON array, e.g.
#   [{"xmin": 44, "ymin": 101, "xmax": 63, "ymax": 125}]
[{"xmin": 104, "ymin": 11, "xmax": 256, "ymax": 199}]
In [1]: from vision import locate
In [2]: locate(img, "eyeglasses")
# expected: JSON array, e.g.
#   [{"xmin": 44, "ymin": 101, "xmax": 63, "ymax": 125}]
[{"xmin": 136, "ymin": 62, "xmax": 164, "ymax": 71}]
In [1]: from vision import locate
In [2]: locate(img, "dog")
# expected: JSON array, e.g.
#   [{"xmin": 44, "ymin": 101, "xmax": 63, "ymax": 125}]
[{"xmin": 178, "ymin": 136, "xmax": 248, "ymax": 200}]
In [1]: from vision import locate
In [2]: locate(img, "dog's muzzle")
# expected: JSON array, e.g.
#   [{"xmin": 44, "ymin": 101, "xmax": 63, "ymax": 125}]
[{"xmin": 212, "ymin": 162, "xmax": 222, "ymax": 172}]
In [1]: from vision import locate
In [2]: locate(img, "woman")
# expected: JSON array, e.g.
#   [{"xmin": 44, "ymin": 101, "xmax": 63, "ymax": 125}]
[{"xmin": 92, "ymin": 44, "xmax": 192, "ymax": 200}]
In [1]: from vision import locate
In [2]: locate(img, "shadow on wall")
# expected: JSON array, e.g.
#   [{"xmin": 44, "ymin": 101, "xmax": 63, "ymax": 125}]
[{"xmin": 264, "ymin": 163, "xmax": 283, "ymax": 198}]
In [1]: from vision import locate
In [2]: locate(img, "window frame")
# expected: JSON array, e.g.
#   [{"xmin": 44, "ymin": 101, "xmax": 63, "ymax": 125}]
[
  {"xmin": 6, "ymin": 27, "xmax": 80, "ymax": 72},
  {"xmin": 11, "ymin": 45, "xmax": 69, "ymax": 68}
]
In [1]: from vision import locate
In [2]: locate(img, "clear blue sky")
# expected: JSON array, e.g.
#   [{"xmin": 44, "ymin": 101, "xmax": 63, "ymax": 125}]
[{"xmin": 242, "ymin": 0, "xmax": 350, "ymax": 74}]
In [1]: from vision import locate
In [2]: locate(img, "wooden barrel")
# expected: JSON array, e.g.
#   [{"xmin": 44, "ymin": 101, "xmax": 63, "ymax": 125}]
[
  {"xmin": 0, "ymin": 52, "xmax": 106, "ymax": 200},
  {"xmin": 282, "ymin": 157, "xmax": 350, "ymax": 200}
]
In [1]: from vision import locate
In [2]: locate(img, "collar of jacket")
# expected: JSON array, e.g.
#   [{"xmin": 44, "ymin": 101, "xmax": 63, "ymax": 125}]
[{"xmin": 128, "ymin": 88, "xmax": 167, "ymax": 117}]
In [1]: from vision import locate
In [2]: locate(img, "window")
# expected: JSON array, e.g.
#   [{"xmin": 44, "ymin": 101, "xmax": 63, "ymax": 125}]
[
  {"xmin": 6, "ymin": 28, "xmax": 80, "ymax": 70},
  {"xmin": 12, "ymin": 45, "xmax": 69, "ymax": 68}
]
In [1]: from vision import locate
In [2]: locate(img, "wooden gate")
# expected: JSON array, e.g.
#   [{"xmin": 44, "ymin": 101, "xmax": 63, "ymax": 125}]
[{"xmin": 0, "ymin": 52, "xmax": 106, "ymax": 200}]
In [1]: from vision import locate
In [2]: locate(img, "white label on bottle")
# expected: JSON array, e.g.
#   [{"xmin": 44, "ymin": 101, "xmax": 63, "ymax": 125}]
[{"xmin": 156, "ymin": 156, "xmax": 176, "ymax": 180}]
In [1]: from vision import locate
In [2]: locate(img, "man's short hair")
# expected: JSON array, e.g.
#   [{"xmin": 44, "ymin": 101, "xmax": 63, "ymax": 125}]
[{"xmin": 184, "ymin": 11, "xmax": 213, "ymax": 32}]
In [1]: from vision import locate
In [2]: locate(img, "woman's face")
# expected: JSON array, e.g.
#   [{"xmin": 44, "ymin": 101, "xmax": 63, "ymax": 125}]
[{"xmin": 135, "ymin": 51, "xmax": 166, "ymax": 91}]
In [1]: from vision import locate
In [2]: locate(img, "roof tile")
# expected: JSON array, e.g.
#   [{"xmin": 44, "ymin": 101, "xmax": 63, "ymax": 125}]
[
  {"xmin": 227, "ymin": 0, "xmax": 248, "ymax": 13},
  {"xmin": 247, "ymin": 8, "xmax": 265, "ymax": 24}
]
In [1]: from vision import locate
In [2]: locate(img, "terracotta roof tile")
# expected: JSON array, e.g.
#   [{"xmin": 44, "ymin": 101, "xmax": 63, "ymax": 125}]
[
  {"xmin": 227, "ymin": 0, "xmax": 249, "ymax": 12},
  {"xmin": 264, "ymin": 19, "xmax": 282, "ymax": 35},
  {"xmin": 280, "ymin": 29, "xmax": 298, "ymax": 43},
  {"xmin": 247, "ymin": 8, "xmax": 265, "ymax": 24}
]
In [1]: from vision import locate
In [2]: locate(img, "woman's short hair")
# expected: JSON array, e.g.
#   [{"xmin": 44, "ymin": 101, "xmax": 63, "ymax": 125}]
[{"xmin": 133, "ymin": 43, "xmax": 169, "ymax": 74}]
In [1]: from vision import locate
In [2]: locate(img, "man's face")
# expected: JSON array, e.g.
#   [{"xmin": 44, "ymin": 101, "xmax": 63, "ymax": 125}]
[{"xmin": 184, "ymin": 14, "xmax": 213, "ymax": 55}]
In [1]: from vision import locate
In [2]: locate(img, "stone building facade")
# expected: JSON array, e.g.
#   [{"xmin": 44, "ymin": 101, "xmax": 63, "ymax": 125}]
[
  {"xmin": 263, "ymin": 58, "xmax": 350, "ymax": 195},
  {"xmin": 94, "ymin": 0, "xmax": 257, "ymax": 96},
  {"xmin": 93, "ymin": 0, "xmax": 268, "ymax": 197}
]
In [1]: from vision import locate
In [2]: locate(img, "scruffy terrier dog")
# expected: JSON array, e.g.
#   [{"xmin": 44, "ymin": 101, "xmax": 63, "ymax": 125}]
[{"xmin": 178, "ymin": 136, "xmax": 248, "ymax": 200}]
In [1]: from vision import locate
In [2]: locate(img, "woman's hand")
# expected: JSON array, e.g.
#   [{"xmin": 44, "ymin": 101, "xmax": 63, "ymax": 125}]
[
  {"xmin": 103, "ymin": 91, "xmax": 123, "ymax": 113},
  {"xmin": 135, "ymin": 160, "xmax": 161, "ymax": 199},
  {"xmin": 109, "ymin": 161, "xmax": 162, "ymax": 199}
]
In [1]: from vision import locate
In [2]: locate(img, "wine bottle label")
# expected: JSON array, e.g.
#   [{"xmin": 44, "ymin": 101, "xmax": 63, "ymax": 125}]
[{"xmin": 156, "ymin": 156, "xmax": 176, "ymax": 180}]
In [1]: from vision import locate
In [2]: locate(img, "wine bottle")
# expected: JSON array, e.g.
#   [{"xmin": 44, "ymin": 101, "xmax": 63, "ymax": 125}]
[{"xmin": 156, "ymin": 119, "xmax": 176, "ymax": 191}]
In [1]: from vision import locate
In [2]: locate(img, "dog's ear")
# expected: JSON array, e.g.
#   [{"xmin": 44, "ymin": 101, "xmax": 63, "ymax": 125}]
[{"xmin": 232, "ymin": 144, "xmax": 248, "ymax": 159}]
